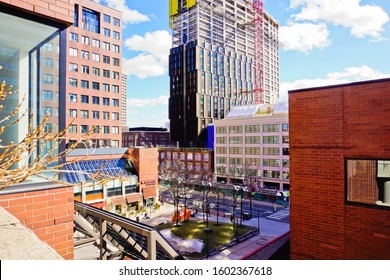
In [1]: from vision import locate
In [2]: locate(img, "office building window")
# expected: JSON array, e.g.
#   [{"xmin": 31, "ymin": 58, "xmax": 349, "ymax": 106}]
[
  {"xmin": 113, "ymin": 44, "xmax": 120, "ymax": 53},
  {"xmin": 43, "ymin": 57, "xmax": 53, "ymax": 68},
  {"xmin": 69, "ymin": 32, "xmax": 78, "ymax": 42},
  {"xmin": 103, "ymin": 55, "xmax": 110, "ymax": 64},
  {"xmin": 43, "ymin": 74, "xmax": 53, "ymax": 84},
  {"xmin": 103, "ymin": 69, "xmax": 110, "ymax": 78},
  {"xmin": 81, "ymin": 125, "xmax": 89, "ymax": 133},
  {"xmin": 113, "ymin": 31, "xmax": 120, "ymax": 40},
  {"xmin": 80, "ymin": 110, "xmax": 89, "ymax": 119},
  {"xmin": 43, "ymin": 107, "xmax": 52, "ymax": 116},
  {"xmin": 80, "ymin": 80, "xmax": 89, "ymax": 89},
  {"xmin": 282, "ymin": 123, "xmax": 289, "ymax": 132},
  {"xmin": 81, "ymin": 50, "xmax": 89, "ymax": 59},
  {"xmin": 113, "ymin": 17, "xmax": 120, "ymax": 26},
  {"xmin": 43, "ymin": 90, "xmax": 53, "ymax": 100},
  {"xmin": 103, "ymin": 112, "xmax": 109, "ymax": 120},
  {"xmin": 263, "ymin": 124, "xmax": 279, "ymax": 133},
  {"xmin": 69, "ymin": 78, "xmax": 77, "ymax": 87},
  {"xmin": 68, "ymin": 125, "xmax": 77, "ymax": 133},
  {"xmin": 92, "ymin": 96, "xmax": 99, "ymax": 104},
  {"xmin": 69, "ymin": 109, "xmax": 77, "ymax": 118},
  {"xmin": 81, "ymin": 65, "xmax": 89, "ymax": 74},
  {"xmin": 82, "ymin": 8, "xmax": 99, "ymax": 33},
  {"xmin": 112, "ymin": 99, "xmax": 119, "ymax": 107},
  {"xmin": 92, "ymin": 111, "xmax": 99, "ymax": 119},
  {"xmin": 103, "ymin": 14, "xmax": 111, "ymax": 23},
  {"xmin": 103, "ymin": 41, "xmax": 110, "ymax": 50},
  {"xmin": 92, "ymin": 82, "xmax": 99, "ymax": 90},
  {"xmin": 81, "ymin": 35, "xmax": 90, "ymax": 45},
  {"xmin": 113, "ymin": 58, "xmax": 120, "ymax": 66},
  {"xmin": 92, "ymin": 53, "xmax": 100, "ymax": 62},
  {"xmin": 112, "ymin": 85, "xmax": 119, "ymax": 93},
  {"xmin": 103, "ymin": 97, "xmax": 110, "ymax": 106},
  {"xmin": 112, "ymin": 140, "xmax": 119, "ymax": 148},
  {"xmin": 92, "ymin": 38, "xmax": 100, "ymax": 48},
  {"xmin": 92, "ymin": 67, "xmax": 100, "ymax": 76},
  {"xmin": 112, "ymin": 112, "xmax": 119, "ymax": 120},
  {"xmin": 103, "ymin": 126, "xmax": 110, "ymax": 134},
  {"xmin": 112, "ymin": 71, "xmax": 119, "ymax": 79},
  {"xmin": 69, "ymin": 62, "xmax": 78, "ymax": 72},
  {"xmin": 103, "ymin": 28, "xmax": 110, "ymax": 37},
  {"xmin": 103, "ymin": 84, "xmax": 109, "ymax": 92},
  {"xmin": 69, "ymin": 47, "xmax": 78, "ymax": 57},
  {"xmin": 245, "ymin": 125, "xmax": 260, "ymax": 133},
  {"xmin": 69, "ymin": 93, "xmax": 77, "ymax": 102},
  {"xmin": 112, "ymin": 126, "xmax": 119, "ymax": 134},
  {"xmin": 81, "ymin": 95, "xmax": 89, "ymax": 103}
]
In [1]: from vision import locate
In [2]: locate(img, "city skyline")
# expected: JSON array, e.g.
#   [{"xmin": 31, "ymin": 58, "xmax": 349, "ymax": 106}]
[{"xmin": 104, "ymin": 0, "xmax": 390, "ymax": 128}]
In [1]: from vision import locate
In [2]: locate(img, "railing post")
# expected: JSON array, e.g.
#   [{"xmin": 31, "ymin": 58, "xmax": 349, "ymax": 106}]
[
  {"xmin": 147, "ymin": 232, "xmax": 157, "ymax": 260},
  {"xmin": 99, "ymin": 218, "xmax": 108, "ymax": 260}
]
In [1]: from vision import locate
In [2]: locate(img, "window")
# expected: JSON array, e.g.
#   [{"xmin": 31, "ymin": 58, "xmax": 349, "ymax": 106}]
[
  {"xmin": 80, "ymin": 110, "xmax": 89, "ymax": 119},
  {"xmin": 69, "ymin": 32, "xmax": 78, "ymax": 42},
  {"xmin": 229, "ymin": 126, "xmax": 243, "ymax": 133},
  {"xmin": 69, "ymin": 78, "xmax": 77, "ymax": 87},
  {"xmin": 263, "ymin": 124, "xmax": 279, "ymax": 133},
  {"xmin": 81, "ymin": 65, "xmax": 89, "ymax": 74},
  {"xmin": 229, "ymin": 136, "xmax": 243, "ymax": 144},
  {"xmin": 103, "ymin": 112, "xmax": 109, "ymax": 120},
  {"xmin": 229, "ymin": 147, "xmax": 243, "ymax": 154},
  {"xmin": 103, "ymin": 126, "xmax": 110, "ymax": 134},
  {"xmin": 81, "ymin": 95, "xmax": 89, "ymax": 103},
  {"xmin": 103, "ymin": 41, "xmax": 110, "ymax": 50},
  {"xmin": 103, "ymin": 84, "xmax": 110, "ymax": 92},
  {"xmin": 112, "ymin": 126, "xmax": 119, "ymax": 134},
  {"xmin": 283, "ymin": 160, "xmax": 290, "ymax": 167},
  {"xmin": 113, "ymin": 17, "xmax": 120, "ymax": 26},
  {"xmin": 92, "ymin": 53, "xmax": 100, "ymax": 62},
  {"xmin": 92, "ymin": 111, "xmax": 99, "ymax": 119},
  {"xmin": 113, "ymin": 44, "xmax": 120, "ymax": 53},
  {"xmin": 92, "ymin": 38, "xmax": 100, "ymax": 48},
  {"xmin": 113, "ymin": 31, "xmax": 120, "ymax": 40},
  {"xmin": 103, "ymin": 14, "xmax": 111, "ymax": 23},
  {"xmin": 43, "ymin": 107, "xmax": 52, "ymax": 116},
  {"xmin": 43, "ymin": 74, "xmax": 53, "ymax": 84},
  {"xmin": 82, "ymin": 8, "xmax": 99, "ymax": 33},
  {"xmin": 282, "ymin": 136, "xmax": 289, "ymax": 144},
  {"xmin": 92, "ymin": 82, "xmax": 99, "ymax": 90},
  {"xmin": 112, "ymin": 85, "xmax": 119, "ymax": 93},
  {"xmin": 263, "ymin": 170, "xmax": 280, "ymax": 179},
  {"xmin": 113, "ymin": 58, "xmax": 120, "ymax": 66},
  {"xmin": 81, "ymin": 50, "xmax": 89, "ymax": 59},
  {"xmin": 112, "ymin": 71, "xmax": 119, "ymax": 79},
  {"xmin": 245, "ymin": 125, "xmax": 260, "ymax": 133},
  {"xmin": 94, "ymin": 125, "xmax": 100, "ymax": 133},
  {"xmin": 263, "ymin": 136, "xmax": 280, "ymax": 144},
  {"xmin": 112, "ymin": 140, "xmax": 119, "ymax": 148},
  {"xmin": 43, "ymin": 90, "xmax": 53, "ymax": 100},
  {"xmin": 283, "ymin": 148, "xmax": 289, "ymax": 156},
  {"xmin": 68, "ymin": 125, "xmax": 77, "ymax": 133},
  {"xmin": 81, "ymin": 125, "xmax": 89, "ymax": 133},
  {"xmin": 216, "ymin": 127, "xmax": 227, "ymax": 134},
  {"xmin": 112, "ymin": 99, "xmax": 119, "ymax": 107},
  {"xmin": 103, "ymin": 55, "xmax": 110, "ymax": 64},
  {"xmin": 347, "ymin": 159, "xmax": 390, "ymax": 207},
  {"xmin": 92, "ymin": 96, "xmax": 100, "ymax": 104},
  {"xmin": 80, "ymin": 80, "xmax": 89, "ymax": 89},
  {"xmin": 69, "ymin": 93, "xmax": 77, "ymax": 102},
  {"xmin": 43, "ymin": 57, "xmax": 53, "ymax": 68},
  {"xmin": 245, "ymin": 147, "xmax": 261, "ymax": 155},
  {"xmin": 282, "ymin": 123, "xmax": 289, "ymax": 132},
  {"xmin": 263, "ymin": 159, "xmax": 280, "ymax": 167},
  {"xmin": 69, "ymin": 109, "xmax": 77, "ymax": 118},
  {"xmin": 69, "ymin": 47, "xmax": 78, "ymax": 57},
  {"xmin": 81, "ymin": 35, "xmax": 90, "ymax": 45},
  {"xmin": 103, "ymin": 28, "xmax": 110, "ymax": 37},
  {"xmin": 112, "ymin": 112, "xmax": 119, "ymax": 120},
  {"xmin": 103, "ymin": 97, "xmax": 110, "ymax": 106},
  {"xmin": 103, "ymin": 69, "xmax": 110, "ymax": 78},
  {"xmin": 263, "ymin": 147, "xmax": 280, "ymax": 155},
  {"xmin": 92, "ymin": 67, "xmax": 100, "ymax": 76},
  {"xmin": 69, "ymin": 63, "xmax": 78, "ymax": 72}
]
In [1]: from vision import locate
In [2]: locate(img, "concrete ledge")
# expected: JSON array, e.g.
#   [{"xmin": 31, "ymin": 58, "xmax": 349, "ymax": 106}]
[{"xmin": 0, "ymin": 207, "xmax": 63, "ymax": 260}]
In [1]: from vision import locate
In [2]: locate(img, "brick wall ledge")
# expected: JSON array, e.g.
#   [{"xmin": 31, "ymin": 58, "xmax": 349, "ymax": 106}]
[
  {"xmin": 0, "ymin": 181, "xmax": 64, "ymax": 195},
  {"xmin": 0, "ymin": 207, "xmax": 63, "ymax": 260}
]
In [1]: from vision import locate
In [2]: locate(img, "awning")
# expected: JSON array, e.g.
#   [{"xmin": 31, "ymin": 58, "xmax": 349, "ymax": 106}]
[
  {"xmin": 142, "ymin": 186, "xmax": 157, "ymax": 199},
  {"xmin": 125, "ymin": 193, "xmax": 142, "ymax": 203},
  {"xmin": 110, "ymin": 196, "xmax": 125, "ymax": 206}
]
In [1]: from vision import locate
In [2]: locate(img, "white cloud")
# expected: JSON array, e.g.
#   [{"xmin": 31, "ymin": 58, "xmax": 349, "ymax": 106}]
[
  {"xmin": 103, "ymin": 0, "xmax": 150, "ymax": 25},
  {"xmin": 124, "ymin": 30, "xmax": 171, "ymax": 78},
  {"xmin": 279, "ymin": 22, "xmax": 331, "ymax": 53},
  {"xmin": 127, "ymin": 95, "xmax": 168, "ymax": 108},
  {"xmin": 290, "ymin": 0, "xmax": 389, "ymax": 39},
  {"xmin": 123, "ymin": 54, "xmax": 166, "ymax": 79},
  {"xmin": 280, "ymin": 65, "xmax": 390, "ymax": 100}
]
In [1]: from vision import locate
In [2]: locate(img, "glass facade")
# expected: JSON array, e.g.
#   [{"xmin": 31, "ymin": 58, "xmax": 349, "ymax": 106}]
[{"xmin": 0, "ymin": 11, "xmax": 62, "ymax": 167}]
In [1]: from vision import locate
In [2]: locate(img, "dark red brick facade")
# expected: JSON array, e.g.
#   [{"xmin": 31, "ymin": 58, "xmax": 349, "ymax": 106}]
[{"xmin": 289, "ymin": 78, "xmax": 390, "ymax": 259}]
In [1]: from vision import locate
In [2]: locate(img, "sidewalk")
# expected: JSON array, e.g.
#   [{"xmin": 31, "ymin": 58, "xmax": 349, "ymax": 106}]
[{"xmin": 141, "ymin": 202, "xmax": 290, "ymax": 260}]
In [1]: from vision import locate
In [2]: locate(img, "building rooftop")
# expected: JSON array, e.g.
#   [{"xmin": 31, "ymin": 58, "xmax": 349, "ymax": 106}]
[{"xmin": 225, "ymin": 102, "xmax": 288, "ymax": 119}]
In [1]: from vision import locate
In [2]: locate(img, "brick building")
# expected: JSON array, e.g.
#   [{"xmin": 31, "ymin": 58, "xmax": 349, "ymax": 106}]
[
  {"xmin": 123, "ymin": 127, "xmax": 172, "ymax": 147},
  {"xmin": 289, "ymin": 78, "xmax": 390, "ymax": 259}
]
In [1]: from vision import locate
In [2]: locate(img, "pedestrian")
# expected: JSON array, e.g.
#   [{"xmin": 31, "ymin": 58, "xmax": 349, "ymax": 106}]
[{"xmin": 230, "ymin": 214, "xmax": 234, "ymax": 223}]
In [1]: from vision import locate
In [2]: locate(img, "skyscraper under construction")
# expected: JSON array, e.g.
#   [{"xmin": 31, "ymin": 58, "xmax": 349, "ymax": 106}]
[{"xmin": 169, "ymin": 0, "xmax": 279, "ymax": 147}]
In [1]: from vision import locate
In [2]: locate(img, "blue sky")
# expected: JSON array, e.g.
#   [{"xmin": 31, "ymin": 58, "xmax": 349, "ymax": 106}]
[{"xmin": 100, "ymin": 0, "xmax": 390, "ymax": 128}]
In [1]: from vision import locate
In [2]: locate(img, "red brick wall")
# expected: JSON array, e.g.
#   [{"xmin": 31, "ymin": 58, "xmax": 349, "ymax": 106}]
[
  {"xmin": 0, "ymin": 0, "xmax": 74, "ymax": 25},
  {"xmin": 0, "ymin": 186, "xmax": 74, "ymax": 260},
  {"xmin": 289, "ymin": 79, "xmax": 390, "ymax": 260}
]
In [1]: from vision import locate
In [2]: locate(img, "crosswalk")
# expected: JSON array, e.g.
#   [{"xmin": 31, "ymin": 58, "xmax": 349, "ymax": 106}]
[{"xmin": 266, "ymin": 207, "xmax": 290, "ymax": 221}]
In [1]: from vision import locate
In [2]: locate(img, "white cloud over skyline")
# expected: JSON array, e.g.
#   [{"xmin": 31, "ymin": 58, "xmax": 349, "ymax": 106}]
[
  {"xmin": 103, "ymin": 0, "xmax": 150, "ymax": 25},
  {"xmin": 127, "ymin": 95, "xmax": 168, "ymax": 108}
]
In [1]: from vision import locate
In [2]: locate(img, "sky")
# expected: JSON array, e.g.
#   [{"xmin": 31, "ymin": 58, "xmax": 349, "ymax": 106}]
[{"xmin": 99, "ymin": 0, "xmax": 390, "ymax": 128}]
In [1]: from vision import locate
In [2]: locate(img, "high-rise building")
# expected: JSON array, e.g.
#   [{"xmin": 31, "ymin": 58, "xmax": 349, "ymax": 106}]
[
  {"xmin": 121, "ymin": 70, "xmax": 128, "ymax": 128},
  {"xmin": 66, "ymin": 0, "xmax": 123, "ymax": 148},
  {"xmin": 169, "ymin": 0, "xmax": 279, "ymax": 147}
]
